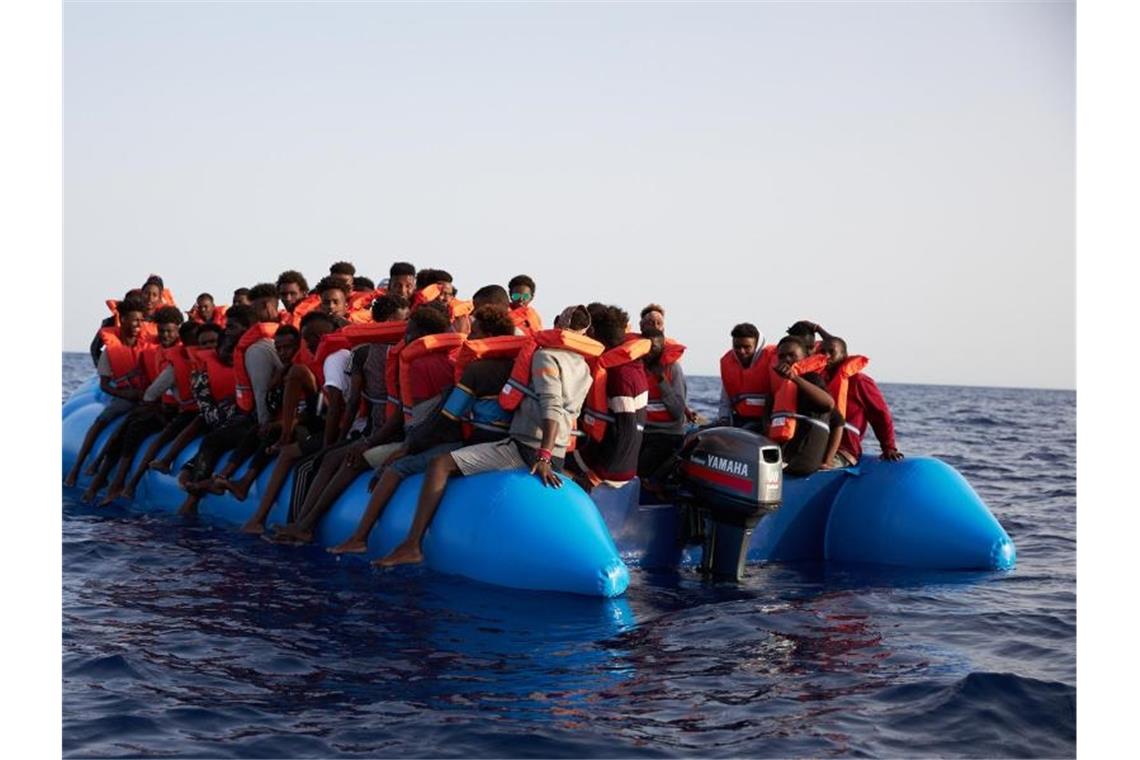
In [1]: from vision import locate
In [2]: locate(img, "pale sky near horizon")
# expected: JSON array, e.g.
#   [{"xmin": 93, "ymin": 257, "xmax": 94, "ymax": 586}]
[{"xmin": 63, "ymin": 1, "xmax": 1074, "ymax": 389}]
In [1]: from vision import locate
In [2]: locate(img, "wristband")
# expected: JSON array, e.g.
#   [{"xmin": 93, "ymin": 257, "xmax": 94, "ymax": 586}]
[{"xmin": 536, "ymin": 448, "xmax": 553, "ymax": 463}]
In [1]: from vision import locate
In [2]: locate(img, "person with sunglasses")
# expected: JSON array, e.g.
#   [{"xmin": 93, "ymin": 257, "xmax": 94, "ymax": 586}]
[{"xmin": 507, "ymin": 274, "xmax": 544, "ymax": 335}]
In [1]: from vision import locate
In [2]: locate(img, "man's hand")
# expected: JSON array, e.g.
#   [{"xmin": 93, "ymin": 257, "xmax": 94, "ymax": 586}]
[
  {"xmin": 344, "ymin": 440, "xmax": 370, "ymax": 469},
  {"xmin": 530, "ymin": 459, "xmax": 562, "ymax": 488},
  {"xmin": 882, "ymin": 448, "xmax": 904, "ymax": 462},
  {"xmin": 774, "ymin": 361, "xmax": 795, "ymax": 380}
]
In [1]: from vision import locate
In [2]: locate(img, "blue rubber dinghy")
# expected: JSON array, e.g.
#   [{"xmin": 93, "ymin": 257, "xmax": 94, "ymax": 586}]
[
  {"xmin": 597, "ymin": 457, "xmax": 1016, "ymax": 572},
  {"xmin": 62, "ymin": 386, "xmax": 630, "ymax": 598}
]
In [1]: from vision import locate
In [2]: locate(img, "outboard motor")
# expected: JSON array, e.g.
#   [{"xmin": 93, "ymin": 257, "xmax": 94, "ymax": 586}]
[{"xmin": 674, "ymin": 427, "xmax": 783, "ymax": 581}]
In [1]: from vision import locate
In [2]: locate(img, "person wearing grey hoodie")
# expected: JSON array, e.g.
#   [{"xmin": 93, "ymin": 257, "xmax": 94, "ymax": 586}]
[{"xmin": 374, "ymin": 305, "xmax": 599, "ymax": 568}]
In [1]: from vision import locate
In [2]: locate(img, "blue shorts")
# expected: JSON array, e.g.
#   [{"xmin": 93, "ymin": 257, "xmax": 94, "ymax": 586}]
[
  {"xmin": 95, "ymin": 397, "xmax": 136, "ymax": 425},
  {"xmin": 390, "ymin": 442, "xmax": 464, "ymax": 478}
]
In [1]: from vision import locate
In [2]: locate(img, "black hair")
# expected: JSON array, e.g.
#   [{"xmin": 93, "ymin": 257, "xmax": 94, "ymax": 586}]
[
  {"xmin": 640, "ymin": 303, "xmax": 665, "ymax": 319},
  {"xmin": 232, "ymin": 287, "xmax": 251, "ymax": 299},
  {"xmin": 197, "ymin": 323, "xmax": 224, "ymax": 341},
  {"xmin": 248, "ymin": 282, "xmax": 278, "ymax": 302},
  {"xmin": 352, "ymin": 276, "xmax": 375, "ymax": 292},
  {"xmin": 777, "ymin": 335, "xmax": 808, "ymax": 353},
  {"xmin": 731, "ymin": 322, "xmax": 760, "ymax": 341},
  {"xmin": 329, "ymin": 261, "xmax": 356, "ymax": 276},
  {"xmin": 143, "ymin": 274, "xmax": 165, "ymax": 290},
  {"xmin": 154, "ymin": 305, "xmax": 184, "ymax": 325},
  {"xmin": 117, "ymin": 298, "xmax": 147, "ymax": 318},
  {"xmin": 825, "ymin": 336, "xmax": 848, "ymax": 354},
  {"xmin": 276, "ymin": 270, "xmax": 309, "ymax": 292},
  {"xmin": 372, "ymin": 293, "xmax": 410, "ymax": 322},
  {"xmin": 196, "ymin": 292, "xmax": 214, "ymax": 303},
  {"xmin": 275, "ymin": 324, "xmax": 301, "ymax": 341},
  {"xmin": 389, "ymin": 261, "xmax": 416, "ymax": 278},
  {"xmin": 472, "ymin": 304, "xmax": 517, "ymax": 337},
  {"xmin": 225, "ymin": 304, "xmax": 255, "ymax": 329},
  {"xmin": 472, "ymin": 284, "xmax": 510, "ymax": 307},
  {"xmin": 508, "ymin": 274, "xmax": 536, "ymax": 293},
  {"xmin": 591, "ymin": 305, "xmax": 630, "ymax": 349},
  {"xmin": 786, "ymin": 320, "xmax": 817, "ymax": 339},
  {"xmin": 123, "ymin": 288, "xmax": 143, "ymax": 302},
  {"xmin": 178, "ymin": 321, "xmax": 200, "ymax": 344},
  {"xmin": 586, "ymin": 302, "xmax": 608, "ymax": 324},
  {"xmin": 315, "ymin": 275, "xmax": 351, "ymax": 297},
  {"xmin": 408, "ymin": 303, "xmax": 451, "ymax": 336},
  {"xmin": 415, "ymin": 268, "xmax": 453, "ymax": 289},
  {"xmin": 300, "ymin": 310, "xmax": 336, "ymax": 331}
]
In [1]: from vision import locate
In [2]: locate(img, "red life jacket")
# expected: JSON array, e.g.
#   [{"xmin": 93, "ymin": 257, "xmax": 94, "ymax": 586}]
[
  {"xmin": 341, "ymin": 320, "xmax": 407, "ymax": 347},
  {"xmin": 161, "ymin": 345, "xmax": 198, "ymax": 412},
  {"xmin": 767, "ymin": 353, "xmax": 831, "ymax": 443},
  {"xmin": 719, "ymin": 344, "xmax": 777, "ymax": 421},
  {"xmin": 138, "ymin": 344, "xmax": 166, "ymax": 388},
  {"xmin": 99, "ymin": 328, "xmax": 151, "ymax": 391},
  {"xmin": 187, "ymin": 347, "xmax": 237, "ymax": 405},
  {"xmin": 310, "ymin": 331, "xmax": 352, "ymax": 390},
  {"xmin": 397, "ymin": 333, "xmax": 465, "ymax": 421},
  {"xmin": 581, "ymin": 335, "xmax": 653, "ymax": 442},
  {"xmin": 233, "ymin": 322, "xmax": 280, "ymax": 413},
  {"xmin": 186, "ymin": 304, "xmax": 227, "ymax": 327},
  {"xmin": 645, "ymin": 339, "xmax": 687, "ymax": 425},
  {"xmin": 508, "ymin": 304, "xmax": 544, "ymax": 335},
  {"xmin": 825, "ymin": 355, "xmax": 870, "ymax": 439}
]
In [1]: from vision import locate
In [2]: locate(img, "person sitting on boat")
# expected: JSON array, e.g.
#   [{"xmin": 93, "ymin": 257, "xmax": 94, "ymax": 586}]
[
  {"xmin": 819, "ymin": 336, "xmax": 903, "ymax": 468},
  {"xmin": 321, "ymin": 302, "xmax": 519, "ymax": 552},
  {"xmin": 328, "ymin": 260, "xmax": 356, "ymax": 291},
  {"xmin": 716, "ymin": 322, "xmax": 773, "ymax": 432},
  {"xmin": 767, "ymin": 335, "xmax": 846, "ymax": 477},
  {"xmin": 231, "ymin": 287, "xmax": 251, "ymax": 307},
  {"xmin": 280, "ymin": 302, "xmax": 464, "ymax": 546},
  {"xmin": 637, "ymin": 315, "xmax": 692, "ymax": 485},
  {"xmin": 187, "ymin": 292, "xmax": 226, "ymax": 327},
  {"xmin": 314, "ymin": 275, "xmax": 352, "ymax": 327},
  {"xmin": 66, "ymin": 297, "xmax": 153, "ymax": 488},
  {"xmin": 507, "ymin": 274, "xmax": 543, "ymax": 334},
  {"xmin": 175, "ymin": 286, "xmax": 284, "ymax": 515},
  {"xmin": 373, "ymin": 304, "xmax": 601, "ymax": 568},
  {"xmin": 569, "ymin": 305, "xmax": 650, "ymax": 492},
  {"xmin": 276, "ymin": 269, "xmax": 309, "ymax": 321},
  {"xmin": 83, "ymin": 306, "xmax": 186, "ymax": 504},
  {"xmin": 384, "ymin": 261, "xmax": 417, "ymax": 302}
]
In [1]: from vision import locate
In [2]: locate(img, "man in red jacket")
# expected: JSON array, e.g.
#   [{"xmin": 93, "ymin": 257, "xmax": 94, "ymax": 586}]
[{"xmin": 820, "ymin": 336, "xmax": 904, "ymax": 468}]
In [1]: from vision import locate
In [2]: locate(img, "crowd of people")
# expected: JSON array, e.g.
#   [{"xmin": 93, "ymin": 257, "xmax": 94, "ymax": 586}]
[{"xmin": 66, "ymin": 261, "xmax": 903, "ymax": 568}]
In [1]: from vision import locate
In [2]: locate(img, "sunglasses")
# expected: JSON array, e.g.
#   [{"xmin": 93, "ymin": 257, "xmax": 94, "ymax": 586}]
[{"xmin": 510, "ymin": 292, "xmax": 532, "ymax": 303}]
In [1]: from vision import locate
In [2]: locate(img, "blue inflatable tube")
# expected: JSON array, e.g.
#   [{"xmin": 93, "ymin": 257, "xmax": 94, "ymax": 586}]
[
  {"xmin": 597, "ymin": 458, "xmax": 1016, "ymax": 572},
  {"xmin": 62, "ymin": 393, "xmax": 630, "ymax": 598}
]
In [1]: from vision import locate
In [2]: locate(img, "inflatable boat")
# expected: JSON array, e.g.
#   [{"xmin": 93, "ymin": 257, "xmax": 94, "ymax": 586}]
[{"xmin": 62, "ymin": 377, "xmax": 1016, "ymax": 597}]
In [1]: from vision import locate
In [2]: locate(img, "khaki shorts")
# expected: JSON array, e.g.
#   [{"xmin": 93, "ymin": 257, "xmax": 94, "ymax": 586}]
[
  {"xmin": 450, "ymin": 439, "xmax": 529, "ymax": 476},
  {"xmin": 362, "ymin": 441, "xmax": 406, "ymax": 469}
]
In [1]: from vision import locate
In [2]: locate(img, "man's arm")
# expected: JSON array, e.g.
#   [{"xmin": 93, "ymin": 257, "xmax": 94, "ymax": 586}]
[
  {"xmin": 247, "ymin": 341, "xmax": 283, "ymax": 426},
  {"xmin": 857, "ymin": 375, "xmax": 902, "ymax": 459},
  {"xmin": 322, "ymin": 387, "xmax": 345, "ymax": 447},
  {"xmin": 142, "ymin": 364, "xmax": 176, "ymax": 404},
  {"xmin": 658, "ymin": 363, "xmax": 688, "ymax": 422},
  {"xmin": 716, "ymin": 385, "xmax": 732, "ymax": 424}
]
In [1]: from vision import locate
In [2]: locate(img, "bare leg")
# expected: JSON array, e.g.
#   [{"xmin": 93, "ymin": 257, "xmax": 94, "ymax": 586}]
[
  {"xmin": 124, "ymin": 420, "xmax": 183, "ymax": 497},
  {"xmin": 276, "ymin": 453, "xmax": 362, "ymax": 543},
  {"xmin": 373, "ymin": 454, "xmax": 461, "ymax": 567},
  {"xmin": 328, "ymin": 467, "xmax": 404, "ymax": 554},
  {"xmin": 65, "ymin": 418, "xmax": 110, "ymax": 487},
  {"xmin": 240, "ymin": 444, "xmax": 301, "ymax": 534},
  {"xmin": 151, "ymin": 417, "xmax": 203, "ymax": 473},
  {"xmin": 219, "ymin": 468, "xmax": 259, "ymax": 501},
  {"xmin": 177, "ymin": 492, "xmax": 201, "ymax": 516}
]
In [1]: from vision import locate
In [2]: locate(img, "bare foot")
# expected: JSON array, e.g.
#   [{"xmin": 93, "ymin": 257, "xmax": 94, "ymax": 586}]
[
  {"xmin": 371, "ymin": 544, "xmax": 424, "ymax": 568},
  {"xmin": 203, "ymin": 478, "xmax": 227, "ymax": 495},
  {"xmin": 83, "ymin": 464, "xmax": 99, "ymax": 477},
  {"xmin": 80, "ymin": 486, "xmax": 98, "ymax": 504},
  {"xmin": 177, "ymin": 499, "xmax": 198, "ymax": 517},
  {"xmin": 121, "ymin": 486, "xmax": 136, "ymax": 500},
  {"xmin": 64, "ymin": 471, "xmax": 78, "ymax": 488},
  {"xmin": 240, "ymin": 520, "xmax": 264, "ymax": 535},
  {"xmin": 149, "ymin": 460, "xmax": 171, "ymax": 474},
  {"xmin": 328, "ymin": 538, "xmax": 368, "ymax": 555}
]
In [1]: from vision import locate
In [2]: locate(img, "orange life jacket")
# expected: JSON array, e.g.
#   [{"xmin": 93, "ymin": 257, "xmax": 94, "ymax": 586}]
[
  {"xmin": 645, "ymin": 339, "xmax": 687, "ymax": 425},
  {"xmin": 186, "ymin": 303, "xmax": 227, "ymax": 327},
  {"xmin": 341, "ymin": 320, "xmax": 407, "ymax": 347},
  {"xmin": 508, "ymin": 304, "xmax": 544, "ymax": 335},
  {"xmin": 106, "ymin": 288, "xmax": 177, "ymax": 320},
  {"xmin": 397, "ymin": 333, "xmax": 466, "ymax": 421},
  {"xmin": 139, "ymin": 344, "xmax": 166, "ymax": 388},
  {"xmin": 187, "ymin": 347, "xmax": 237, "ymax": 405},
  {"xmin": 384, "ymin": 340, "xmax": 405, "ymax": 422},
  {"xmin": 310, "ymin": 332, "xmax": 352, "ymax": 390},
  {"xmin": 499, "ymin": 329, "xmax": 606, "ymax": 412},
  {"xmin": 452, "ymin": 334, "xmax": 530, "ymax": 383},
  {"xmin": 279, "ymin": 293, "xmax": 320, "ymax": 328},
  {"xmin": 161, "ymin": 344, "xmax": 198, "ymax": 412},
  {"xmin": 98, "ymin": 328, "xmax": 151, "ymax": 391},
  {"xmin": 825, "ymin": 355, "xmax": 870, "ymax": 420},
  {"xmin": 766, "ymin": 353, "xmax": 831, "ymax": 443},
  {"xmin": 719, "ymin": 344, "xmax": 777, "ymax": 421},
  {"xmin": 581, "ymin": 335, "xmax": 653, "ymax": 442},
  {"xmin": 348, "ymin": 290, "xmax": 379, "ymax": 313},
  {"xmin": 233, "ymin": 322, "xmax": 280, "ymax": 413},
  {"xmin": 412, "ymin": 284, "xmax": 472, "ymax": 323}
]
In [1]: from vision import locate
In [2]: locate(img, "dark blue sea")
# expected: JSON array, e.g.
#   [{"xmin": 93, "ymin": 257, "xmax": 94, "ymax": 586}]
[{"xmin": 61, "ymin": 352, "xmax": 1076, "ymax": 758}]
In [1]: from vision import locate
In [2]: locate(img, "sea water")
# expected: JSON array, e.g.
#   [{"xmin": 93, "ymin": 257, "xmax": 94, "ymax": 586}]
[{"xmin": 62, "ymin": 352, "xmax": 1075, "ymax": 757}]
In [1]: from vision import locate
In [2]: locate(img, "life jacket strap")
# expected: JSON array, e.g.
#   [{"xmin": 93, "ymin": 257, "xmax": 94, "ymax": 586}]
[{"xmin": 770, "ymin": 412, "xmax": 831, "ymax": 434}]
